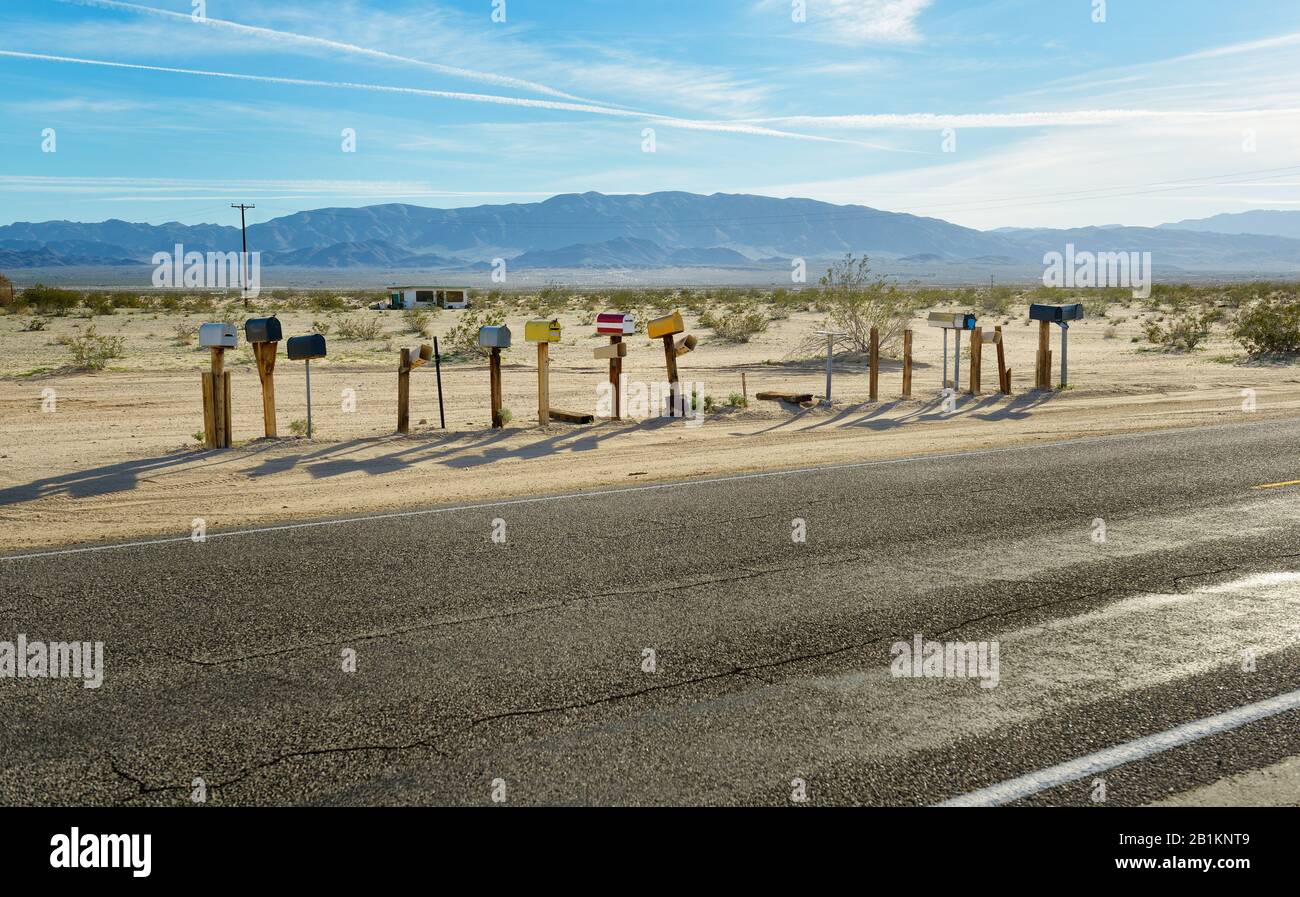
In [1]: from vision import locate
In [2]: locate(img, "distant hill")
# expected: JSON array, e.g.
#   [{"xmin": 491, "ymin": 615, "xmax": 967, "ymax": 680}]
[
  {"xmin": 1157, "ymin": 210, "xmax": 1300, "ymax": 240},
  {"xmin": 3, "ymin": 193, "xmax": 1300, "ymax": 273}
]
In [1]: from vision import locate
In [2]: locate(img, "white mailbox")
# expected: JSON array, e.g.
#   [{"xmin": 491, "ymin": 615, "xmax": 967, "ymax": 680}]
[{"xmin": 199, "ymin": 322, "xmax": 238, "ymax": 349}]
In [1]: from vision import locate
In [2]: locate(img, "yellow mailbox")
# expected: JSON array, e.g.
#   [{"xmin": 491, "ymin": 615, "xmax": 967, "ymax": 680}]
[
  {"xmin": 647, "ymin": 311, "xmax": 684, "ymax": 340},
  {"xmin": 525, "ymin": 319, "xmax": 562, "ymax": 343}
]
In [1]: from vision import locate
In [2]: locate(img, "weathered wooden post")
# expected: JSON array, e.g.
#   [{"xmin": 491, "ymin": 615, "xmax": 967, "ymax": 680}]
[
  {"xmin": 1030, "ymin": 303, "xmax": 1085, "ymax": 389},
  {"xmin": 245, "ymin": 316, "xmax": 282, "ymax": 438},
  {"xmin": 969, "ymin": 326, "xmax": 983, "ymax": 395},
  {"xmin": 869, "ymin": 326, "xmax": 880, "ymax": 401},
  {"xmin": 525, "ymin": 319, "xmax": 561, "ymax": 426},
  {"xmin": 1036, "ymin": 319, "xmax": 1051, "ymax": 390},
  {"xmin": 397, "ymin": 343, "xmax": 433, "ymax": 434},
  {"xmin": 478, "ymin": 325, "xmax": 511, "ymax": 428},
  {"xmin": 198, "ymin": 323, "xmax": 236, "ymax": 449},
  {"xmin": 595, "ymin": 312, "xmax": 635, "ymax": 419},
  {"xmin": 648, "ymin": 311, "xmax": 694, "ymax": 416},
  {"xmin": 902, "ymin": 329, "xmax": 913, "ymax": 398},
  {"xmin": 287, "ymin": 334, "xmax": 327, "ymax": 439}
]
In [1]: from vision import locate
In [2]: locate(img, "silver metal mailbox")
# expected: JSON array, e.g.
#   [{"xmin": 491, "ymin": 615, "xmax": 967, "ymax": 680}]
[
  {"xmin": 198, "ymin": 322, "xmax": 238, "ymax": 349},
  {"xmin": 478, "ymin": 325, "xmax": 512, "ymax": 349},
  {"xmin": 926, "ymin": 311, "xmax": 977, "ymax": 330}
]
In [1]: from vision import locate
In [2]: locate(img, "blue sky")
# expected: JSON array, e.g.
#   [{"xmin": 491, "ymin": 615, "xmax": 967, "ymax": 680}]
[{"xmin": 3, "ymin": 0, "xmax": 1300, "ymax": 230}]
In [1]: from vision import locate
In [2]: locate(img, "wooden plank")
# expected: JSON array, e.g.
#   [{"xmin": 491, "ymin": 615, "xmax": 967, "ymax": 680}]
[
  {"xmin": 869, "ymin": 326, "xmax": 879, "ymax": 401},
  {"xmin": 592, "ymin": 341, "xmax": 628, "ymax": 360},
  {"xmin": 201, "ymin": 371, "xmax": 216, "ymax": 448},
  {"xmin": 970, "ymin": 327, "xmax": 982, "ymax": 395},
  {"xmin": 902, "ymin": 329, "xmax": 913, "ymax": 398},
  {"xmin": 397, "ymin": 348, "xmax": 411, "ymax": 434},
  {"xmin": 537, "ymin": 342, "xmax": 550, "ymax": 427},
  {"xmin": 548, "ymin": 407, "xmax": 595, "ymax": 424}
]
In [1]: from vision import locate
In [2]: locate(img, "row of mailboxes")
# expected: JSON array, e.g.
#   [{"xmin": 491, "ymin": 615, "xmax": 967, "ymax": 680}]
[
  {"xmin": 1029, "ymin": 303, "xmax": 1085, "ymax": 323},
  {"xmin": 196, "ymin": 318, "xmax": 325, "ymax": 358}
]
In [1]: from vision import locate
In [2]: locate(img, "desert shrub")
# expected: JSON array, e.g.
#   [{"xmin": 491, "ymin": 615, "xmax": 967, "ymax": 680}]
[
  {"xmin": 66, "ymin": 326, "xmax": 126, "ymax": 370},
  {"xmin": 1143, "ymin": 310, "xmax": 1220, "ymax": 351},
  {"xmin": 335, "ymin": 315, "xmax": 384, "ymax": 341},
  {"xmin": 311, "ymin": 319, "xmax": 332, "ymax": 336},
  {"xmin": 110, "ymin": 291, "xmax": 144, "ymax": 309},
  {"xmin": 700, "ymin": 305, "xmax": 768, "ymax": 342},
  {"xmin": 0, "ymin": 272, "xmax": 14, "ymax": 306},
  {"xmin": 308, "ymin": 293, "xmax": 350, "ymax": 312},
  {"xmin": 20, "ymin": 317, "xmax": 48, "ymax": 332},
  {"xmin": 289, "ymin": 419, "xmax": 310, "ymax": 436},
  {"xmin": 1231, "ymin": 299, "xmax": 1300, "ymax": 355},
  {"xmin": 405, "ymin": 308, "xmax": 433, "ymax": 338},
  {"xmin": 23, "ymin": 284, "xmax": 80, "ymax": 316},
  {"xmin": 798, "ymin": 254, "xmax": 914, "ymax": 356},
  {"xmin": 727, "ymin": 392, "xmax": 748, "ymax": 409},
  {"xmin": 443, "ymin": 308, "xmax": 507, "ymax": 358},
  {"xmin": 84, "ymin": 293, "xmax": 115, "ymax": 316},
  {"xmin": 979, "ymin": 287, "xmax": 1013, "ymax": 315},
  {"xmin": 173, "ymin": 322, "xmax": 197, "ymax": 346}
]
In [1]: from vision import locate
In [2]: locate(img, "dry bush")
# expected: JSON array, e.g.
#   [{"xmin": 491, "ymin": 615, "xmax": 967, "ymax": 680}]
[{"xmin": 796, "ymin": 254, "xmax": 915, "ymax": 357}]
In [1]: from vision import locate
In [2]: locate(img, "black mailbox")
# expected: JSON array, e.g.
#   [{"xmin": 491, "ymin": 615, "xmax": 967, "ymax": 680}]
[
  {"xmin": 1030, "ymin": 303, "xmax": 1085, "ymax": 323},
  {"xmin": 245, "ymin": 316, "xmax": 283, "ymax": 344},
  {"xmin": 287, "ymin": 334, "xmax": 327, "ymax": 361}
]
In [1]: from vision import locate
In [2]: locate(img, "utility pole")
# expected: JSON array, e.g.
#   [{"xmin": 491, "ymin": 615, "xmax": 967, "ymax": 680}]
[{"xmin": 232, "ymin": 203, "xmax": 255, "ymax": 308}]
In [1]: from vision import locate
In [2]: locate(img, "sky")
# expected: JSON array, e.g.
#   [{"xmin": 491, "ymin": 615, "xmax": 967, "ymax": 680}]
[{"xmin": 3, "ymin": 0, "xmax": 1300, "ymax": 231}]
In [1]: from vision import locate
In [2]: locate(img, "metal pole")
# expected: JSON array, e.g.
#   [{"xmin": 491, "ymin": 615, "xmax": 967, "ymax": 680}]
[
  {"xmin": 433, "ymin": 336, "xmax": 446, "ymax": 429},
  {"xmin": 304, "ymin": 359, "xmax": 313, "ymax": 439},
  {"xmin": 1060, "ymin": 322, "xmax": 1070, "ymax": 388},
  {"xmin": 825, "ymin": 332, "xmax": 834, "ymax": 402},
  {"xmin": 954, "ymin": 329, "xmax": 962, "ymax": 394},
  {"xmin": 942, "ymin": 329, "xmax": 948, "ymax": 392}
]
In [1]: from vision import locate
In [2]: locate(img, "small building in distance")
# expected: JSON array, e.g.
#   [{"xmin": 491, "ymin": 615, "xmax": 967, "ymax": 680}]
[{"xmin": 387, "ymin": 286, "xmax": 471, "ymax": 310}]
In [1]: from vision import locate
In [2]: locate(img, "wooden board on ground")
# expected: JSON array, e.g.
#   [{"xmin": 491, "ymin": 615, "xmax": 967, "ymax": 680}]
[
  {"xmin": 549, "ymin": 407, "xmax": 595, "ymax": 424},
  {"xmin": 756, "ymin": 391, "xmax": 815, "ymax": 404}
]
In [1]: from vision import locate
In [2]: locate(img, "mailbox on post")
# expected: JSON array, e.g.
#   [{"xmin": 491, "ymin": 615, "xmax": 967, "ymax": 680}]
[
  {"xmin": 479, "ymin": 326, "xmax": 511, "ymax": 428},
  {"xmin": 925, "ymin": 310, "xmax": 978, "ymax": 394},
  {"xmin": 198, "ymin": 323, "xmax": 238, "ymax": 349},
  {"xmin": 287, "ymin": 334, "xmax": 327, "ymax": 439},
  {"xmin": 245, "ymin": 316, "xmax": 283, "ymax": 438},
  {"xmin": 595, "ymin": 312, "xmax": 634, "ymax": 420},
  {"xmin": 526, "ymin": 320, "xmax": 560, "ymax": 426},
  {"xmin": 244, "ymin": 316, "xmax": 283, "ymax": 344},
  {"xmin": 647, "ymin": 311, "xmax": 694, "ymax": 417},
  {"xmin": 478, "ymin": 325, "xmax": 512, "ymax": 350},
  {"xmin": 1030, "ymin": 304, "xmax": 1085, "ymax": 388}
]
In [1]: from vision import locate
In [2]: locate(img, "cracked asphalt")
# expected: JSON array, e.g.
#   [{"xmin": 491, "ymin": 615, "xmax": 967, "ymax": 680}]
[{"xmin": 3, "ymin": 416, "xmax": 1300, "ymax": 806}]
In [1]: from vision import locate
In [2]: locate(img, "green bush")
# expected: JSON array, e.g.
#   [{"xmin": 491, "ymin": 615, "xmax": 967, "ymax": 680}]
[
  {"xmin": 443, "ymin": 308, "xmax": 506, "ymax": 358},
  {"xmin": 335, "ymin": 315, "xmax": 384, "ymax": 341},
  {"xmin": 1143, "ymin": 310, "xmax": 1219, "ymax": 351},
  {"xmin": 700, "ymin": 305, "xmax": 768, "ymax": 342},
  {"xmin": 22, "ymin": 284, "xmax": 80, "ymax": 316},
  {"xmin": 1231, "ymin": 300, "xmax": 1300, "ymax": 355},
  {"xmin": 66, "ymin": 326, "xmax": 126, "ymax": 370}
]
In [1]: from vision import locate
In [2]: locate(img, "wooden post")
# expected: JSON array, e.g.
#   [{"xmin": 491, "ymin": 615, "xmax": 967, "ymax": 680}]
[
  {"xmin": 1036, "ymin": 320, "xmax": 1051, "ymax": 390},
  {"xmin": 201, "ymin": 371, "xmax": 216, "ymax": 448},
  {"xmin": 662, "ymin": 334, "xmax": 680, "ymax": 417},
  {"xmin": 902, "ymin": 329, "xmax": 913, "ymax": 398},
  {"xmin": 995, "ymin": 326, "xmax": 1009, "ymax": 394},
  {"xmin": 741, "ymin": 372, "xmax": 748, "ymax": 403},
  {"xmin": 969, "ymin": 327, "xmax": 982, "ymax": 395},
  {"xmin": 609, "ymin": 334, "xmax": 622, "ymax": 420},
  {"xmin": 397, "ymin": 347, "xmax": 412, "ymax": 434},
  {"xmin": 222, "ymin": 369, "xmax": 232, "ymax": 445},
  {"xmin": 206, "ymin": 346, "xmax": 231, "ymax": 449},
  {"xmin": 489, "ymin": 347, "xmax": 503, "ymax": 428},
  {"xmin": 537, "ymin": 341, "xmax": 550, "ymax": 427},
  {"xmin": 869, "ymin": 326, "xmax": 879, "ymax": 402},
  {"xmin": 252, "ymin": 342, "xmax": 278, "ymax": 437}
]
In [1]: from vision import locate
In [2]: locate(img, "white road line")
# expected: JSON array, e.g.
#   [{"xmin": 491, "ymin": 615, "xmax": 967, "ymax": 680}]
[
  {"xmin": 1, "ymin": 417, "xmax": 1294, "ymax": 563},
  {"xmin": 936, "ymin": 688, "xmax": 1300, "ymax": 807}
]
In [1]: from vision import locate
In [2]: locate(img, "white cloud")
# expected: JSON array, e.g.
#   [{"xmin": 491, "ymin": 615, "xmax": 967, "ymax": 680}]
[{"xmin": 764, "ymin": 0, "xmax": 932, "ymax": 43}]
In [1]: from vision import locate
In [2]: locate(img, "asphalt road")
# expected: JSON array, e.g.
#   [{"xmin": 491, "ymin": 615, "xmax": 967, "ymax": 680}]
[{"xmin": 3, "ymin": 416, "xmax": 1300, "ymax": 806}]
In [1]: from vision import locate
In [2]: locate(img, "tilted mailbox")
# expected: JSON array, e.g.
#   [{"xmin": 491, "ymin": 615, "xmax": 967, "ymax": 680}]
[
  {"xmin": 647, "ymin": 311, "xmax": 694, "ymax": 417},
  {"xmin": 478, "ymin": 325, "xmax": 512, "ymax": 350},
  {"xmin": 244, "ymin": 316, "xmax": 283, "ymax": 344},
  {"xmin": 287, "ymin": 334, "xmax": 327, "ymax": 360},
  {"xmin": 287, "ymin": 334, "xmax": 327, "ymax": 439},
  {"xmin": 1030, "ymin": 304, "xmax": 1085, "ymax": 388},
  {"xmin": 198, "ymin": 322, "xmax": 238, "ymax": 349}
]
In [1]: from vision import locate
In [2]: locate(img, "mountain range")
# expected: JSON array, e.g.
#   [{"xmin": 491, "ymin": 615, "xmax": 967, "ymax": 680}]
[{"xmin": 2, "ymin": 192, "xmax": 1299, "ymax": 273}]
